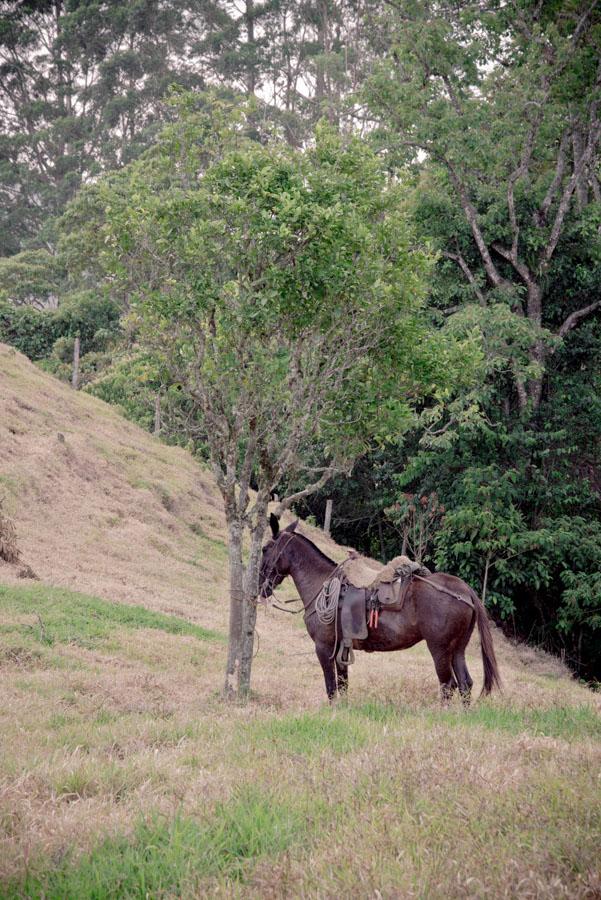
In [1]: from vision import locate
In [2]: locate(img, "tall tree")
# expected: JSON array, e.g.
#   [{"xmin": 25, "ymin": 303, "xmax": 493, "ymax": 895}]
[
  {"xmin": 63, "ymin": 94, "xmax": 466, "ymax": 699},
  {"xmin": 366, "ymin": 0, "xmax": 601, "ymax": 412},
  {"xmin": 0, "ymin": 0, "xmax": 207, "ymax": 254}
]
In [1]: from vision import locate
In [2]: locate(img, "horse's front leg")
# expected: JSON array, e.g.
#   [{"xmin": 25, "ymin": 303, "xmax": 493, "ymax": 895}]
[
  {"xmin": 335, "ymin": 659, "xmax": 349, "ymax": 697},
  {"xmin": 315, "ymin": 641, "xmax": 337, "ymax": 701}
]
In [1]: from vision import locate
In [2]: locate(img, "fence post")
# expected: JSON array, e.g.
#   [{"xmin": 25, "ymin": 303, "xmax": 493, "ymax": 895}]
[
  {"xmin": 71, "ymin": 335, "xmax": 80, "ymax": 390},
  {"xmin": 154, "ymin": 393, "xmax": 162, "ymax": 435}
]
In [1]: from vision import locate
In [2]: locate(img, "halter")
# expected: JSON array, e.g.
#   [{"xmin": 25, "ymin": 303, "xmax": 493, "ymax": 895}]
[
  {"xmin": 260, "ymin": 532, "xmax": 298, "ymax": 601},
  {"xmin": 260, "ymin": 531, "xmax": 342, "ymax": 620}
]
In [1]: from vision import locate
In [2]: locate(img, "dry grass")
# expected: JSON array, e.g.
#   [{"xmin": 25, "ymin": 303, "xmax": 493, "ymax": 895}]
[{"xmin": 1, "ymin": 342, "xmax": 600, "ymax": 898}]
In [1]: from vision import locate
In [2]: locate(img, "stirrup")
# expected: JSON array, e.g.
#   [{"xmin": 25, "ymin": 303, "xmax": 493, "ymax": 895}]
[{"xmin": 336, "ymin": 640, "xmax": 355, "ymax": 667}]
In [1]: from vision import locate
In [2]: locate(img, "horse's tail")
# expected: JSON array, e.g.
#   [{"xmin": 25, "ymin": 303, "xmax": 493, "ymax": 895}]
[{"xmin": 471, "ymin": 590, "xmax": 502, "ymax": 696}]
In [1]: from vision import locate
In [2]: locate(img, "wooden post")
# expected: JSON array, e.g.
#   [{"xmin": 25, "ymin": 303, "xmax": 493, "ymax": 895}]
[
  {"xmin": 71, "ymin": 335, "xmax": 80, "ymax": 390},
  {"xmin": 154, "ymin": 393, "xmax": 162, "ymax": 436},
  {"xmin": 324, "ymin": 498, "xmax": 333, "ymax": 536},
  {"xmin": 481, "ymin": 551, "xmax": 492, "ymax": 607}
]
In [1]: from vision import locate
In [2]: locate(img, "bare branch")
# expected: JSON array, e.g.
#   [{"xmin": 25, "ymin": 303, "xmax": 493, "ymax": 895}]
[
  {"xmin": 557, "ymin": 300, "xmax": 601, "ymax": 340},
  {"xmin": 540, "ymin": 73, "xmax": 601, "ymax": 271},
  {"xmin": 442, "ymin": 75, "xmax": 463, "ymax": 117},
  {"xmin": 274, "ymin": 467, "xmax": 340, "ymax": 516},
  {"xmin": 491, "ymin": 241, "xmax": 534, "ymax": 288},
  {"xmin": 508, "ymin": 105, "xmax": 545, "ymax": 260},
  {"xmin": 535, "ymin": 130, "xmax": 570, "ymax": 226},
  {"xmin": 445, "ymin": 161, "xmax": 506, "ymax": 289}
]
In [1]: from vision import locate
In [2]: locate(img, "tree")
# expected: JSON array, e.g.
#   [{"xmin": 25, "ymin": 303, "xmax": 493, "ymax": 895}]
[
  {"xmin": 0, "ymin": 0, "xmax": 208, "ymax": 254},
  {"xmin": 195, "ymin": 1, "xmax": 383, "ymax": 145},
  {"xmin": 63, "ymin": 94, "xmax": 465, "ymax": 699},
  {"xmin": 366, "ymin": 0, "xmax": 601, "ymax": 413}
]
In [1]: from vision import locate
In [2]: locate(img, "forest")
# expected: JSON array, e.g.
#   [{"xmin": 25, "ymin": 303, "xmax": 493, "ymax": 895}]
[{"xmin": 1, "ymin": 0, "xmax": 600, "ymax": 685}]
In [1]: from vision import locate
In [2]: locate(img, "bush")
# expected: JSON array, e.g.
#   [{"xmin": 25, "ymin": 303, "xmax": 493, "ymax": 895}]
[{"xmin": 0, "ymin": 292, "xmax": 121, "ymax": 361}]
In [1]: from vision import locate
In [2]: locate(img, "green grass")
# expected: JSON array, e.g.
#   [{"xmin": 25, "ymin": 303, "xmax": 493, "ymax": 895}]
[
  {"xmin": 250, "ymin": 707, "xmax": 369, "ymax": 756},
  {"xmin": 12, "ymin": 787, "xmax": 307, "ymax": 899},
  {"xmin": 438, "ymin": 702, "xmax": 601, "ymax": 741},
  {"xmin": 354, "ymin": 699, "xmax": 406, "ymax": 723},
  {"xmin": 341, "ymin": 697, "xmax": 601, "ymax": 741},
  {"xmin": 0, "ymin": 583, "xmax": 224, "ymax": 649}
]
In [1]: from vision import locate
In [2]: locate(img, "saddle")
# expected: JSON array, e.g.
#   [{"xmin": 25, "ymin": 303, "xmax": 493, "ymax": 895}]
[{"xmin": 335, "ymin": 554, "xmax": 431, "ymax": 667}]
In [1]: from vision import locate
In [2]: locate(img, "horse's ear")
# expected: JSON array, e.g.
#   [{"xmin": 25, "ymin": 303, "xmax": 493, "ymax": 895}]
[
  {"xmin": 284, "ymin": 520, "xmax": 298, "ymax": 533},
  {"xmin": 269, "ymin": 513, "xmax": 280, "ymax": 538}
]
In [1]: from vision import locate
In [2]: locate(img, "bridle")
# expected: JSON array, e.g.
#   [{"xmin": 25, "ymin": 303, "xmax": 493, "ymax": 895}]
[
  {"xmin": 259, "ymin": 532, "xmax": 298, "ymax": 603},
  {"xmin": 260, "ymin": 531, "xmax": 346, "ymax": 624}
]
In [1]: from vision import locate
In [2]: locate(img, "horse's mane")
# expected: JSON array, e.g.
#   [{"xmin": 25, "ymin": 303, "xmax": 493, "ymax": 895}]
[{"xmin": 292, "ymin": 531, "xmax": 337, "ymax": 567}]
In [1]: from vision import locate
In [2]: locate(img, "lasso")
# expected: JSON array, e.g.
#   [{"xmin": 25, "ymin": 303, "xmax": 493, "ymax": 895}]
[{"xmin": 315, "ymin": 575, "xmax": 342, "ymax": 625}]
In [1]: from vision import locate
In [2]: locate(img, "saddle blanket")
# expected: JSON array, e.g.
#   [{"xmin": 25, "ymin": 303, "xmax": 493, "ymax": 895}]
[{"xmin": 341, "ymin": 553, "xmax": 429, "ymax": 589}]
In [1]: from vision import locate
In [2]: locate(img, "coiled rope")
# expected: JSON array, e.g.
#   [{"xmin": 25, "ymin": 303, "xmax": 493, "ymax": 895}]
[{"xmin": 315, "ymin": 575, "xmax": 342, "ymax": 625}]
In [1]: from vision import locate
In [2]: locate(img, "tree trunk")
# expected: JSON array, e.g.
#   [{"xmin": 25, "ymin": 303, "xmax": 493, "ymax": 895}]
[
  {"xmin": 224, "ymin": 519, "xmax": 244, "ymax": 698},
  {"xmin": 401, "ymin": 526, "xmax": 408, "ymax": 556},
  {"xmin": 377, "ymin": 510, "xmax": 385, "ymax": 560},
  {"xmin": 224, "ymin": 498, "xmax": 268, "ymax": 700},
  {"xmin": 238, "ymin": 494, "xmax": 269, "ymax": 697},
  {"xmin": 481, "ymin": 551, "xmax": 492, "ymax": 607},
  {"xmin": 245, "ymin": 0, "xmax": 256, "ymax": 95},
  {"xmin": 323, "ymin": 498, "xmax": 333, "ymax": 536},
  {"xmin": 315, "ymin": 0, "xmax": 327, "ymax": 106},
  {"xmin": 524, "ymin": 281, "xmax": 545, "ymax": 411}
]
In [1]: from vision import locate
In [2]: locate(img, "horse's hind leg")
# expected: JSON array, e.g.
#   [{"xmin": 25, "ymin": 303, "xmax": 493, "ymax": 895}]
[
  {"xmin": 453, "ymin": 614, "xmax": 476, "ymax": 706},
  {"xmin": 427, "ymin": 642, "xmax": 458, "ymax": 706},
  {"xmin": 315, "ymin": 642, "xmax": 337, "ymax": 701},
  {"xmin": 452, "ymin": 650, "xmax": 474, "ymax": 707}
]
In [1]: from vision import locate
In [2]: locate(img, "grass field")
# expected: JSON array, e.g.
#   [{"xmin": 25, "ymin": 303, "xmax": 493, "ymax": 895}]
[{"xmin": 1, "ymin": 343, "xmax": 600, "ymax": 897}]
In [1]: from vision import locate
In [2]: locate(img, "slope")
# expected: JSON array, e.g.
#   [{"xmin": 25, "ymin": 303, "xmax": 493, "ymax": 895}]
[{"xmin": 0, "ymin": 343, "xmax": 600, "ymax": 897}]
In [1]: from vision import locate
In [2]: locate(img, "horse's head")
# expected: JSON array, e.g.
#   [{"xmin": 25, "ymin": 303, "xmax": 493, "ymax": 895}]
[{"xmin": 259, "ymin": 514, "xmax": 298, "ymax": 599}]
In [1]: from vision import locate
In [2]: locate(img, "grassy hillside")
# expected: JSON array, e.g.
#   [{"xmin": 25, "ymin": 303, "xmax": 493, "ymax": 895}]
[{"xmin": 1, "ymin": 343, "xmax": 600, "ymax": 897}]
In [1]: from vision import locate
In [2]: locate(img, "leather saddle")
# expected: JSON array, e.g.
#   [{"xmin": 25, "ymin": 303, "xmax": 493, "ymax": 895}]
[{"xmin": 335, "ymin": 555, "xmax": 430, "ymax": 667}]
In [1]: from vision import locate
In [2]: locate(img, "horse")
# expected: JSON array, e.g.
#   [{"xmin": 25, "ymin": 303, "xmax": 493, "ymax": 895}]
[{"xmin": 259, "ymin": 516, "xmax": 501, "ymax": 704}]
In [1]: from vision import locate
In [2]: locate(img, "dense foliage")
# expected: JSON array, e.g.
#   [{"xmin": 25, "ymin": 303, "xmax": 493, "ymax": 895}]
[{"xmin": 0, "ymin": 293, "xmax": 121, "ymax": 362}]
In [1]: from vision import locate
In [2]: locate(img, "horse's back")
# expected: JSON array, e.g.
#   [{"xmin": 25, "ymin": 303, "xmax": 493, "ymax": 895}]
[
  {"xmin": 411, "ymin": 571, "xmax": 475, "ymax": 638},
  {"xmin": 426, "ymin": 571, "xmax": 473, "ymax": 597}
]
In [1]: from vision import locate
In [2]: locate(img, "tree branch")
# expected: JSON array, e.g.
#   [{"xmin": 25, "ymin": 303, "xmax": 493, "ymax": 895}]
[
  {"xmin": 507, "ymin": 105, "xmax": 545, "ymax": 260},
  {"xmin": 540, "ymin": 72, "xmax": 601, "ymax": 272},
  {"xmin": 535, "ymin": 129, "xmax": 570, "ymax": 227},
  {"xmin": 557, "ymin": 300, "xmax": 601, "ymax": 339},
  {"xmin": 491, "ymin": 240, "xmax": 535, "ymax": 289},
  {"xmin": 442, "ymin": 247, "xmax": 485, "ymax": 305},
  {"xmin": 445, "ymin": 160, "xmax": 506, "ymax": 289},
  {"xmin": 274, "ymin": 467, "xmax": 340, "ymax": 517}
]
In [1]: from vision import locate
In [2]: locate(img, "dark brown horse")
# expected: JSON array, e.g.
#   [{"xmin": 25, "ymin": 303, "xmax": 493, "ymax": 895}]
[{"xmin": 259, "ymin": 517, "xmax": 501, "ymax": 703}]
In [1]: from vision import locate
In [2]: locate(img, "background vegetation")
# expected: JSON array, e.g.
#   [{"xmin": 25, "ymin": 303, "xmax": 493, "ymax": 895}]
[{"xmin": 1, "ymin": 0, "xmax": 600, "ymax": 681}]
